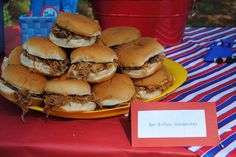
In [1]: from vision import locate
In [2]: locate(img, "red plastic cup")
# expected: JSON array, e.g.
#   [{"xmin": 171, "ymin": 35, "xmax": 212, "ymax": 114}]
[{"xmin": 91, "ymin": 0, "xmax": 192, "ymax": 46}]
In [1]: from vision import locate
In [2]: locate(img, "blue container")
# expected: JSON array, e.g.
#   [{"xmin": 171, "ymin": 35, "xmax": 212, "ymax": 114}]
[
  {"xmin": 0, "ymin": 0, "xmax": 4, "ymax": 54},
  {"xmin": 19, "ymin": 14, "xmax": 56, "ymax": 43}
]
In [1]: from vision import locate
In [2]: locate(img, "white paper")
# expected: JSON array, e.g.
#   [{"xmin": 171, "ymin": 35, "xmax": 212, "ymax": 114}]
[{"xmin": 138, "ymin": 110, "xmax": 206, "ymax": 138}]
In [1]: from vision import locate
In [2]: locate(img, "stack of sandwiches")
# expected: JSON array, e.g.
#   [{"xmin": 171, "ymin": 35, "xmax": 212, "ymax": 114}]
[{"xmin": 0, "ymin": 12, "xmax": 173, "ymax": 120}]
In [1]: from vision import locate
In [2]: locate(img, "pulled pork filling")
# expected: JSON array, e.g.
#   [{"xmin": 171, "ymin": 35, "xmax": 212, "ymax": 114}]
[
  {"xmin": 120, "ymin": 55, "xmax": 164, "ymax": 71},
  {"xmin": 14, "ymin": 90, "xmax": 41, "ymax": 123},
  {"xmin": 0, "ymin": 78, "xmax": 41, "ymax": 122},
  {"xmin": 67, "ymin": 61, "xmax": 117, "ymax": 80},
  {"xmin": 44, "ymin": 94, "xmax": 95, "ymax": 113},
  {"xmin": 135, "ymin": 80, "xmax": 173, "ymax": 94},
  {"xmin": 22, "ymin": 50, "xmax": 68, "ymax": 74},
  {"xmin": 52, "ymin": 24, "xmax": 92, "ymax": 41}
]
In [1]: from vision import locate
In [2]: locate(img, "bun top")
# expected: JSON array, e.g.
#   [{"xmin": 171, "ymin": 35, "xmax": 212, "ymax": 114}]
[
  {"xmin": 70, "ymin": 45, "xmax": 118, "ymax": 63},
  {"xmin": 8, "ymin": 46, "xmax": 22, "ymax": 64},
  {"xmin": 56, "ymin": 12, "xmax": 101, "ymax": 36},
  {"xmin": 133, "ymin": 66, "xmax": 173, "ymax": 86},
  {"xmin": 116, "ymin": 37, "xmax": 164, "ymax": 67},
  {"xmin": 92, "ymin": 73, "xmax": 135, "ymax": 103},
  {"xmin": 2, "ymin": 65, "xmax": 47, "ymax": 94},
  {"xmin": 45, "ymin": 79, "xmax": 91, "ymax": 96},
  {"xmin": 101, "ymin": 26, "xmax": 141, "ymax": 47},
  {"xmin": 23, "ymin": 37, "xmax": 66, "ymax": 60}
]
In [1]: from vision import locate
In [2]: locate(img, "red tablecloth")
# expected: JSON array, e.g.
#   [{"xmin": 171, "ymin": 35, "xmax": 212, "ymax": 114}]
[{"xmin": 0, "ymin": 26, "xmax": 197, "ymax": 157}]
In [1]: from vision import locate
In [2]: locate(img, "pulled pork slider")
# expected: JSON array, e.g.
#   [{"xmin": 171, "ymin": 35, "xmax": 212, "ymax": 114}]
[
  {"xmin": 92, "ymin": 73, "xmax": 135, "ymax": 107},
  {"xmin": 116, "ymin": 37, "xmax": 165, "ymax": 78},
  {"xmin": 20, "ymin": 37, "xmax": 68, "ymax": 76},
  {"xmin": 44, "ymin": 80, "xmax": 96, "ymax": 113},
  {"xmin": 67, "ymin": 45, "xmax": 118, "ymax": 83},
  {"xmin": 49, "ymin": 12, "xmax": 101, "ymax": 48},
  {"xmin": 133, "ymin": 66, "xmax": 173, "ymax": 100},
  {"xmin": 0, "ymin": 65, "xmax": 47, "ymax": 121},
  {"xmin": 101, "ymin": 26, "xmax": 141, "ymax": 49}
]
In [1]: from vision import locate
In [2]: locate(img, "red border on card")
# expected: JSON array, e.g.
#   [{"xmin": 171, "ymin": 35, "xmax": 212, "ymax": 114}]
[{"xmin": 131, "ymin": 102, "xmax": 219, "ymax": 147}]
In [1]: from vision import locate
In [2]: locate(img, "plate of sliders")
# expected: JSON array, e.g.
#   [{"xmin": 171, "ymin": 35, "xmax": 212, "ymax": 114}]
[
  {"xmin": 27, "ymin": 58, "xmax": 187, "ymax": 119},
  {"xmin": 0, "ymin": 13, "xmax": 187, "ymax": 120}
]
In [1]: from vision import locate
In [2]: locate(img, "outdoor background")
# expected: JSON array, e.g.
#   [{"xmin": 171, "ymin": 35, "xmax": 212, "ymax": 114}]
[{"xmin": 3, "ymin": 0, "xmax": 236, "ymax": 27}]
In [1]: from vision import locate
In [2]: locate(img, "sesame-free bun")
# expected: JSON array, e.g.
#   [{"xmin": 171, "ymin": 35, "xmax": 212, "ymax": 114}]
[
  {"xmin": 2, "ymin": 65, "xmax": 47, "ymax": 95},
  {"xmin": 123, "ymin": 61, "xmax": 162, "ymax": 78},
  {"xmin": 49, "ymin": 33, "xmax": 99, "ymax": 48},
  {"xmin": 133, "ymin": 66, "xmax": 173, "ymax": 100},
  {"xmin": 101, "ymin": 26, "xmax": 141, "ymax": 47},
  {"xmin": 8, "ymin": 46, "xmax": 23, "ymax": 64},
  {"xmin": 45, "ymin": 79, "xmax": 91, "ymax": 96},
  {"xmin": 0, "ymin": 82, "xmax": 43, "ymax": 106},
  {"xmin": 92, "ymin": 73, "xmax": 135, "ymax": 106},
  {"xmin": 57, "ymin": 101, "xmax": 96, "ymax": 112},
  {"xmin": 133, "ymin": 66, "xmax": 173, "ymax": 87},
  {"xmin": 56, "ymin": 12, "xmax": 101, "ymax": 36},
  {"xmin": 71, "ymin": 45, "xmax": 118, "ymax": 63},
  {"xmin": 20, "ymin": 53, "xmax": 67, "ymax": 76},
  {"xmin": 1, "ymin": 46, "xmax": 23, "ymax": 72},
  {"xmin": 116, "ymin": 37, "xmax": 164, "ymax": 67},
  {"xmin": 23, "ymin": 37, "xmax": 66, "ymax": 60}
]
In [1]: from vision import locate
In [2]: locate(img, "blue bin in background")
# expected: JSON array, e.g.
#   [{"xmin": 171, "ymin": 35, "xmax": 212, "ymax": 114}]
[
  {"xmin": 19, "ymin": 0, "xmax": 79, "ymax": 44},
  {"xmin": 19, "ymin": 15, "xmax": 56, "ymax": 44}
]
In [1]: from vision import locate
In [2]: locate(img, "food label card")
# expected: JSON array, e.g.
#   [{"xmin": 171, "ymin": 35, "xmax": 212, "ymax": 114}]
[{"xmin": 131, "ymin": 102, "xmax": 219, "ymax": 147}]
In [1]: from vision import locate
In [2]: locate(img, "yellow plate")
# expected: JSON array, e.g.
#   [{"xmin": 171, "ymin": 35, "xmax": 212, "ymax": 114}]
[{"xmin": 29, "ymin": 59, "xmax": 187, "ymax": 119}]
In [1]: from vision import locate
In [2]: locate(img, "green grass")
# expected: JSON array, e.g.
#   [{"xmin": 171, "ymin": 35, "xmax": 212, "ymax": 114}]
[{"xmin": 3, "ymin": 0, "xmax": 236, "ymax": 27}]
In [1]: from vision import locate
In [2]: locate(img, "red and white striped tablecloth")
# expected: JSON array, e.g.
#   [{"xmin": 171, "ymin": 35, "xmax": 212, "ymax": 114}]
[{"xmin": 163, "ymin": 27, "xmax": 236, "ymax": 157}]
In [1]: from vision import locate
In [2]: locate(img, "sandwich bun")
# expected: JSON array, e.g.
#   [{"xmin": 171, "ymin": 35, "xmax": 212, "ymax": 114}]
[
  {"xmin": 116, "ymin": 37, "xmax": 164, "ymax": 67},
  {"xmin": 23, "ymin": 37, "xmax": 66, "ymax": 60},
  {"xmin": 0, "ymin": 85, "xmax": 43, "ymax": 106},
  {"xmin": 92, "ymin": 73, "xmax": 135, "ymax": 106},
  {"xmin": 45, "ymin": 79, "xmax": 91, "ymax": 96},
  {"xmin": 87, "ymin": 63, "xmax": 117, "ymax": 83},
  {"xmin": 71, "ymin": 45, "xmax": 118, "ymax": 63},
  {"xmin": 49, "ymin": 33, "xmax": 98, "ymax": 48},
  {"xmin": 69, "ymin": 45, "xmax": 118, "ymax": 83},
  {"xmin": 21, "ymin": 37, "xmax": 68, "ymax": 76},
  {"xmin": 8, "ymin": 46, "xmax": 23, "ymax": 64},
  {"xmin": 133, "ymin": 66, "xmax": 173, "ymax": 100},
  {"xmin": 0, "ymin": 65, "xmax": 47, "ymax": 106},
  {"xmin": 49, "ymin": 12, "xmax": 101, "ymax": 48},
  {"xmin": 56, "ymin": 12, "xmax": 101, "ymax": 36},
  {"xmin": 44, "ymin": 80, "xmax": 96, "ymax": 112},
  {"xmin": 1, "ymin": 46, "xmax": 23, "ymax": 73},
  {"xmin": 101, "ymin": 26, "xmax": 141, "ymax": 47},
  {"xmin": 2, "ymin": 65, "xmax": 47, "ymax": 94},
  {"xmin": 56, "ymin": 101, "xmax": 96, "ymax": 112},
  {"xmin": 20, "ymin": 54, "xmax": 67, "ymax": 76},
  {"xmin": 122, "ymin": 61, "xmax": 162, "ymax": 78},
  {"xmin": 116, "ymin": 37, "xmax": 164, "ymax": 78}
]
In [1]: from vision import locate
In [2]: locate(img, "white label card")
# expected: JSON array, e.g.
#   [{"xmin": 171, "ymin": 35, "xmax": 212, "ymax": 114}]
[{"xmin": 138, "ymin": 110, "xmax": 207, "ymax": 138}]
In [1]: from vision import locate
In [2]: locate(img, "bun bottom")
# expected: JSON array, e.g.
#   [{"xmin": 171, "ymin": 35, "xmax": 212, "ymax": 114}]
[
  {"xmin": 20, "ymin": 54, "xmax": 66, "ymax": 76},
  {"xmin": 49, "ymin": 33, "xmax": 97, "ymax": 48},
  {"xmin": 136, "ymin": 88, "xmax": 162, "ymax": 100},
  {"xmin": 0, "ymin": 81, "xmax": 43, "ymax": 106},
  {"xmin": 68, "ymin": 63, "xmax": 117, "ymax": 83},
  {"xmin": 58, "ymin": 101, "xmax": 96, "ymax": 112},
  {"xmin": 100, "ymin": 99, "xmax": 128, "ymax": 106},
  {"xmin": 122, "ymin": 61, "xmax": 162, "ymax": 78},
  {"xmin": 87, "ymin": 64, "xmax": 117, "ymax": 83}
]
